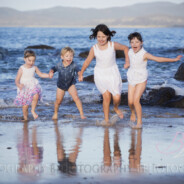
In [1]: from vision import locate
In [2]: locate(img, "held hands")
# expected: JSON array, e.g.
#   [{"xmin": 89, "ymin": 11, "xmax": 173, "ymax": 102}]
[
  {"xmin": 124, "ymin": 58, "xmax": 130, "ymax": 69},
  {"xmin": 78, "ymin": 71, "xmax": 83, "ymax": 82},
  {"xmin": 18, "ymin": 84, "xmax": 24, "ymax": 90},
  {"xmin": 49, "ymin": 71, "xmax": 54, "ymax": 78}
]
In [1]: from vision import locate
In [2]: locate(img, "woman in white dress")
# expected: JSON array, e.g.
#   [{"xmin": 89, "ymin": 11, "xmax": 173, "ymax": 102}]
[{"xmin": 79, "ymin": 24, "xmax": 129, "ymax": 125}]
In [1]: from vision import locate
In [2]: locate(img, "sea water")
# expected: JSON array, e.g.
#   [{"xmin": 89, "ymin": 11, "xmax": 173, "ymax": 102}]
[{"xmin": 0, "ymin": 27, "xmax": 184, "ymax": 183}]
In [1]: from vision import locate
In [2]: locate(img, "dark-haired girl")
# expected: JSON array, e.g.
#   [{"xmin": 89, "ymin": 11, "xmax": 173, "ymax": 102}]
[
  {"xmin": 79, "ymin": 24, "xmax": 129, "ymax": 125},
  {"xmin": 127, "ymin": 32, "xmax": 182, "ymax": 129}
]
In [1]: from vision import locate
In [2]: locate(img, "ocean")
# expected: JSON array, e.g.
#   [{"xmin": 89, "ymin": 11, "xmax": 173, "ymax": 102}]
[{"xmin": 0, "ymin": 27, "xmax": 184, "ymax": 183}]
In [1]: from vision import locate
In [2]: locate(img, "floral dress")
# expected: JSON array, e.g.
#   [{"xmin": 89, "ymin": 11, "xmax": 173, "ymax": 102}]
[{"xmin": 14, "ymin": 65, "xmax": 42, "ymax": 106}]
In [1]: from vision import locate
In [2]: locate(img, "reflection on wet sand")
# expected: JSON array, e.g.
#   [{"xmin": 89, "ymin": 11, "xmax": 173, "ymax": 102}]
[
  {"xmin": 17, "ymin": 123, "xmax": 43, "ymax": 176},
  {"xmin": 102, "ymin": 128, "xmax": 143, "ymax": 175},
  {"xmin": 103, "ymin": 128, "xmax": 122, "ymax": 175},
  {"xmin": 129, "ymin": 129, "xmax": 143, "ymax": 173},
  {"xmin": 54, "ymin": 121, "xmax": 83, "ymax": 176}
]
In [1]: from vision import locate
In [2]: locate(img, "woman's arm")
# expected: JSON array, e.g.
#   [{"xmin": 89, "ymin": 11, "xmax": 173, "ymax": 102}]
[
  {"xmin": 114, "ymin": 42, "xmax": 130, "ymax": 69},
  {"xmin": 15, "ymin": 67, "xmax": 24, "ymax": 90},
  {"xmin": 79, "ymin": 47, "xmax": 95, "ymax": 82},
  {"xmin": 144, "ymin": 53, "xmax": 183, "ymax": 62},
  {"xmin": 35, "ymin": 66, "xmax": 50, "ymax": 78}
]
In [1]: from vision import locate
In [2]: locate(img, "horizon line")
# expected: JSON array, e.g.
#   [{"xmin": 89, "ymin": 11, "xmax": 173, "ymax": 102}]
[{"xmin": 0, "ymin": 1, "xmax": 183, "ymax": 12}]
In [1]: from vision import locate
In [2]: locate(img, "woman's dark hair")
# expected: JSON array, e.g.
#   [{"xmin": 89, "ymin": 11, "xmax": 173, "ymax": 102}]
[
  {"xmin": 89, "ymin": 24, "xmax": 116, "ymax": 41},
  {"xmin": 128, "ymin": 32, "xmax": 143, "ymax": 42}
]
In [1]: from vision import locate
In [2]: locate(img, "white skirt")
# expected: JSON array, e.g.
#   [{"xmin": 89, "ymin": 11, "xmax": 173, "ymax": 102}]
[{"xmin": 94, "ymin": 64, "xmax": 122, "ymax": 96}]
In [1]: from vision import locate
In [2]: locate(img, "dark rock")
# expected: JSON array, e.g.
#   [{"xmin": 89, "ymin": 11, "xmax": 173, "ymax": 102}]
[
  {"xmin": 79, "ymin": 50, "xmax": 125, "ymax": 58},
  {"xmin": 93, "ymin": 86, "xmax": 184, "ymax": 108},
  {"xmin": 25, "ymin": 45, "xmax": 55, "ymax": 50},
  {"xmin": 143, "ymin": 87, "xmax": 175, "ymax": 106},
  {"xmin": 0, "ymin": 47, "xmax": 8, "ymax": 60},
  {"xmin": 83, "ymin": 75, "xmax": 94, "ymax": 83},
  {"xmin": 116, "ymin": 50, "xmax": 125, "ymax": 58},
  {"xmin": 163, "ymin": 95, "xmax": 184, "ymax": 108},
  {"xmin": 120, "ymin": 92, "xmax": 128, "ymax": 105},
  {"xmin": 174, "ymin": 63, "xmax": 184, "ymax": 81},
  {"xmin": 79, "ymin": 51, "xmax": 89, "ymax": 58}
]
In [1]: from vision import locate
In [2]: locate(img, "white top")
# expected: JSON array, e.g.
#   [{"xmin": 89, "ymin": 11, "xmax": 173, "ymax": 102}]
[
  {"xmin": 127, "ymin": 47, "xmax": 148, "ymax": 86},
  {"xmin": 93, "ymin": 41, "xmax": 116, "ymax": 68},
  {"xmin": 19, "ymin": 65, "xmax": 39, "ymax": 91},
  {"xmin": 93, "ymin": 41, "xmax": 122, "ymax": 95}
]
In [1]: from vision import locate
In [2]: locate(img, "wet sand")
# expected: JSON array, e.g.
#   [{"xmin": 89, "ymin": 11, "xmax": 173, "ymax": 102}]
[{"xmin": 0, "ymin": 105, "xmax": 184, "ymax": 184}]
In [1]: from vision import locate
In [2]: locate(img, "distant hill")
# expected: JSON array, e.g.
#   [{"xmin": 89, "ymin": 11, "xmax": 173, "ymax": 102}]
[{"xmin": 0, "ymin": 1, "xmax": 184, "ymax": 27}]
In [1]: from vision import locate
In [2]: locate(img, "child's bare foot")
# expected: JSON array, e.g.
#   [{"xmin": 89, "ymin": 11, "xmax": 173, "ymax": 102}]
[
  {"xmin": 114, "ymin": 108, "xmax": 124, "ymax": 119},
  {"xmin": 80, "ymin": 115, "xmax": 86, "ymax": 119},
  {"xmin": 31, "ymin": 110, "xmax": 38, "ymax": 120},
  {"xmin": 129, "ymin": 122, "xmax": 142, "ymax": 129},
  {"xmin": 133, "ymin": 124, "xmax": 142, "ymax": 129},
  {"xmin": 52, "ymin": 113, "xmax": 58, "ymax": 120},
  {"xmin": 130, "ymin": 112, "xmax": 136, "ymax": 122},
  {"xmin": 21, "ymin": 117, "xmax": 28, "ymax": 122},
  {"xmin": 96, "ymin": 120, "xmax": 111, "ymax": 126}
]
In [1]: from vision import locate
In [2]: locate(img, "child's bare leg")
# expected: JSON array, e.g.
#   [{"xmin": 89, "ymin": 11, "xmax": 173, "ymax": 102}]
[
  {"xmin": 128, "ymin": 85, "xmax": 136, "ymax": 122},
  {"xmin": 113, "ymin": 94, "xmax": 123, "ymax": 119},
  {"xmin": 133, "ymin": 82, "xmax": 146, "ymax": 126},
  {"xmin": 68, "ymin": 85, "xmax": 86, "ymax": 119},
  {"xmin": 31, "ymin": 94, "xmax": 39, "ymax": 119},
  {"xmin": 52, "ymin": 88, "xmax": 65, "ymax": 120},
  {"xmin": 22, "ymin": 105, "xmax": 29, "ymax": 121},
  {"xmin": 102, "ymin": 91, "xmax": 111, "ymax": 123}
]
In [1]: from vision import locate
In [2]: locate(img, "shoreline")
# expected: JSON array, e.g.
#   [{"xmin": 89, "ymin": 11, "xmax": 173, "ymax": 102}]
[{"xmin": 0, "ymin": 25, "xmax": 183, "ymax": 28}]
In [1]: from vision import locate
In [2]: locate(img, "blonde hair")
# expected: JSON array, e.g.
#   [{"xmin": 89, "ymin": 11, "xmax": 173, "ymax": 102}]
[
  {"xmin": 61, "ymin": 47, "xmax": 75, "ymax": 56},
  {"xmin": 24, "ymin": 50, "xmax": 36, "ymax": 58}
]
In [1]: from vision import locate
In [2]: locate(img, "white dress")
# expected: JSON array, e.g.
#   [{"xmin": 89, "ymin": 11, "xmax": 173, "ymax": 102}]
[
  {"xmin": 93, "ymin": 41, "xmax": 122, "ymax": 96},
  {"xmin": 127, "ymin": 47, "xmax": 148, "ymax": 86},
  {"xmin": 14, "ymin": 65, "xmax": 42, "ymax": 106}
]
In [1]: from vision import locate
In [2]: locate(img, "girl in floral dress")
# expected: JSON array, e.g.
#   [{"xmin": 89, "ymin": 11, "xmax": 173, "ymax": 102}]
[{"xmin": 14, "ymin": 50, "xmax": 50, "ymax": 121}]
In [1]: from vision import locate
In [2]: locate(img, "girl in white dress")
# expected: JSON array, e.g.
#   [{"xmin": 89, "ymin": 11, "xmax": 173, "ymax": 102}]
[
  {"xmin": 14, "ymin": 50, "xmax": 51, "ymax": 121},
  {"xmin": 127, "ymin": 32, "xmax": 182, "ymax": 129},
  {"xmin": 79, "ymin": 24, "xmax": 129, "ymax": 125}
]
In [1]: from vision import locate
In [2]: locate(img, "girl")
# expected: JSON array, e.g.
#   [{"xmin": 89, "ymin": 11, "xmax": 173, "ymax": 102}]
[
  {"xmin": 127, "ymin": 32, "xmax": 182, "ymax": 129},
  {"xmin": 79, "ymin": 24, "xmax": 129, "ymax": 125},
  {"xmin": 14, "ymin": 50, "xmax": 50, "ymax": 121}
]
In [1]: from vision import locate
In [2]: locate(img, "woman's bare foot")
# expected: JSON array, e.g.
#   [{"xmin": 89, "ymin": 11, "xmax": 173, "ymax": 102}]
[
  {"xmin": 130, "ymin": 112, "xmax": 136, "ymax": 122},
  {"xmin": 31, "ymin": 110, "xmax": 38, "ymax": 120},
  {"xmin": 52, "ymin": 113, "xmax": 58, "ymax": 120},
  {"xmin": 114, "ymin": 108, "xmax": 124, "ymax": 119}
]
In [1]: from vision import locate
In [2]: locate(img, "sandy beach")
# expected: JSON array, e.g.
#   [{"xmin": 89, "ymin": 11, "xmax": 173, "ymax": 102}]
[{"xmin": 0, "ymin": 105, "xmax": 184, "ymax": 184}]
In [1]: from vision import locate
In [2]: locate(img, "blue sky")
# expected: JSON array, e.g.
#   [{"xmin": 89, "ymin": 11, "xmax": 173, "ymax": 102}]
[{"xmin": 0, "ymin": 0, "xmax": 184, "ymax": 10}]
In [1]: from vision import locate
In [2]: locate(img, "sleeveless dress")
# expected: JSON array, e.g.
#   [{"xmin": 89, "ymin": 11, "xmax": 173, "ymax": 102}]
[
  {"xmin": 127, "ymin": 47, "xmax": 148, "ymax": 86},
  {"xmin": 93, "ymin": 41, "xmax": 122, "ymax": 96},
  {"xmin": 14, "ymin": 65, "xmax": 42, "ymax": 106}
]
